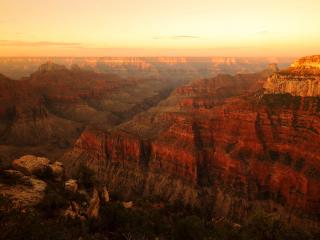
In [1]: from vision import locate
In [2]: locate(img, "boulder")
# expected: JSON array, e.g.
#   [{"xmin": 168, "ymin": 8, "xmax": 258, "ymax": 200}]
[
  {"xmin": 49, "ymin": 162, "xmax": 64, "ymax": 181},
  {"xmin": 65, "ymin": 179, "xmax": 78, "ymax": 193},
  {"xmin": 102, "ymin": 186, "xmax": 110, "ymax": 203},
  {"xmin": 12, "ymin": 155, "xmax": 51, "ymax": 177},
  {"xmin": 122, "ymin": 201, "xmax": 133, "ymax": 209}
]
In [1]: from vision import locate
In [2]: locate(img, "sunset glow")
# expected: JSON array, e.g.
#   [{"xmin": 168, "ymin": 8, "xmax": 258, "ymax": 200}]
[{"xmin": 1, "ymin": 0, "xmax": 319, "ymax": 57}]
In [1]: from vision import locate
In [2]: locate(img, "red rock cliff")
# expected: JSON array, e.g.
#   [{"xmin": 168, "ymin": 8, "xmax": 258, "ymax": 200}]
[{"xmin": 62, "ymin": 59, "xmax": 320, "ymax": 229}]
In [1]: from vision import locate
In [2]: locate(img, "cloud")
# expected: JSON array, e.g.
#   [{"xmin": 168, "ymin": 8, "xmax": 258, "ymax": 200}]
[
  {"xmin": 153, "ymin": 35, "xmax": 200, "ymax": 40},
  {"xmin": 0, "ymin": 40, "xmax": 82, "ymax": 47},
  {"xmin": 170, "ymin": 35, "xmax": 200, "ymax": 39},
  {"xmin": 255, "ymin": 28, "xmax": 269, "ymax": 35}
]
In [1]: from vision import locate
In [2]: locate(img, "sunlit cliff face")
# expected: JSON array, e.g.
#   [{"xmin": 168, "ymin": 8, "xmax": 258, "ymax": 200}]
[
  {"xmin": 264, "ymin": 55, "xmax": 320, "ymax": 96},
  {"xmin": 1, "ymin": 0, "xmax": 320, "ymax": 57}
]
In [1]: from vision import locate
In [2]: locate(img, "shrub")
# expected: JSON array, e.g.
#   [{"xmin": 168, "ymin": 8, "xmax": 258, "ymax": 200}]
[
  {"xmin": 242, "ymin": 210, "xmax": 314, "ymax": 240},
  {"xmin": 78, "ymin": 165, "xmax": 96, "ymax": 189},
  {"xmin": 172, "ymin": 215, "xmax": 206, "ymax": 240},
  {"xmin": 237, "ymin": 148, "xmax": 252, "ymax": 162},
  {"xmin": 280, "ymin": 153, "xmax": 292, "ymax": 166},
  {"xmin": 244, "ymin": 211, "xmax": 285, "ymax": 240},
  {"xmin": 294, "ymin": 158, "xmax": 305, "ymax": 171},
  {"xmin": 305, "ymin": 166, "xmax": 320, "ymax": 181},
  {"xmin": 37, "ymin": 185, "xmax": 68, "ymax": 217},
  {"xmin": 34, "ymin": 165, "xmax": 54, "ymax": 180},
  {"xmin": 226, "ymin": 143, "xmax": 236, "ymax": 153},
  {"xmin": 269, "ymin": 150, "xmax": 280, "ymax": 162},
  {"xmin": 0, "ymin": 196, "xmax": 83, "ymax": 240}
]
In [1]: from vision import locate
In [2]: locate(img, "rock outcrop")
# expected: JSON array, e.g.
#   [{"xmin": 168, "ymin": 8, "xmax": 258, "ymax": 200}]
[
  {"xmin": 12, "ymin": 155, "xmax": 64, "ymax": 180},
  {"xmin": 122, "ymin": 201, "xmax": 133, "ymax": 209},
  {"xmin": 65, "ymin": 179, "xmax": 78, "ymax": 193},
  {"xmin": 12, "ymin": 155, "xmax": 51, "ymax": 176},
  {"xmin": 0, "ymin": 169, "xmax": 47, "ymax": 207},
  {"xmin": 50, "ymin": 161, "xmax": 64, "ymax": 181},
  {"xmin": 87, "ymin": 188, "xmax": 100, "ymax": 218},
  {"xmin": 102, "ymin": 186, "xmax": 110, "ymax": 203},
  {"xmin": 0, "ymin": 155, "xmax": 66, "ymax": 207},
  {"xmin": 264, "ymin": 55, "xmax": 320, "ymax": 96}
]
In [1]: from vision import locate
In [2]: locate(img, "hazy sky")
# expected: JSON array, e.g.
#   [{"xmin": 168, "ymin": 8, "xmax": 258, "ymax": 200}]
[{"xmin": 1, "ymin": 0, "xmax": 319, "ymax": 57}]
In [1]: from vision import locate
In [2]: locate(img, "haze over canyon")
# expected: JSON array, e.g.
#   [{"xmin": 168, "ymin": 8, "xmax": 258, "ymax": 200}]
[{"xmin": 0, "ymin": 54, "xmax": 320, "ymax": 239}]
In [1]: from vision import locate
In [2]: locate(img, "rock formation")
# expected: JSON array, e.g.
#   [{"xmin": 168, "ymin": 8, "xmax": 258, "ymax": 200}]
[
  {"xmin": 0, "ymin": 155, "xmax": 113, "ymax": 223},
  {"xmin": 50, "ymin": 161, "xmax": 64, "ymax": 181},
  {"xmin": 1, "ymin": 56, "xmax": 320, "ymax": 231},
  {"xmin": 87, "ymin": 188, "xmax": 100, "ymax": 218},
  {"xmin": 12, "ymin": 155, "xmax": 50, "ymax": 176},
  {"xmin": 264, "ymin": 55, "xmax": 320, "ymax": 96},
  {"xmin": 65, "ymin": 179, "xmax": 78, "ymax": 193},
  {"xmin": 102, "ymin": 186, "xmax": 110, "ymax": 203},
  {"xmin": 61, "ymin": 56, "xmax": 320, "ymax": 230},
  {"xmin": 12, "ymin": 155, "xmax": 64, "ymax": 180},
  {"xmin": 0, "ymin": 62, "xmax": 181, "ymax": 163},
  {"xmin": 0, "ymin": 169, "xmax": 47, "ymax": 207}
]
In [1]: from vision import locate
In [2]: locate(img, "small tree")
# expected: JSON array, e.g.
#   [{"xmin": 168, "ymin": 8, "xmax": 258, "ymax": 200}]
[
  {"xmin": 78, "ymin": 165, "xmax": 96, "ymax": 189},
  {"xmin": 172, "ymin": 215, "xmax": 206, "ymax": 240}
]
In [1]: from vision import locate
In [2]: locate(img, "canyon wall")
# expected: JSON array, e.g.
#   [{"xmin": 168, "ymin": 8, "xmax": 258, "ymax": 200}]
[
  {"xmin": 1, "ymin": 56, "xmax": 319, "ymax": 230},
  {"xmin": 264, "ymin": 55, "xmax": 320, "ymax": 96},
  {"xmin": 61, "ymin": 57, "xmax": 320, "ymax": 230},
  {"xmin": 0, "ymin": 62, "xmax": 179, "ymax": 164}
]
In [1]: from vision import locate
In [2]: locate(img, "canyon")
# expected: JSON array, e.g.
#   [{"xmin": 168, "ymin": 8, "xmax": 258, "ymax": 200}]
[
  {"xmin": 61, "ymin": 56, "xmax": 320, "ymax": 230},
  {"xmin": 0, "ymin": 62, "xmax": 181, "ymax": 164},
  {"xmin": 0, "ymin": 55, "xmax": 320, "ymax": 232},
  {"xmin": 0, "ymin": 57, "xmax": 287, "ymax": 164}
]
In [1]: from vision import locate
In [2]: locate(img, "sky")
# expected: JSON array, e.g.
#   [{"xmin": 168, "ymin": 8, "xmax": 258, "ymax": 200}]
[{"xmin": 0, "ymin": 0, "xmax": 320, "ymax": 57}]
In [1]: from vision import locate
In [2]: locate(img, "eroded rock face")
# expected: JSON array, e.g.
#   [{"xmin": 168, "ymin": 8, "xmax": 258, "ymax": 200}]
[
  {"xmin": 264, "ymin": 55, "xmax": 320, "ymax": 96},
  {"xmin": 291, "ymin": 55, "xmax": 320, "ymax": 70}
]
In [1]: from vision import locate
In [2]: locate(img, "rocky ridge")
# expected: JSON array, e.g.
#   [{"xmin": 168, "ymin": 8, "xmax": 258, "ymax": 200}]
[
  {"xmin": 264, "ymin": 55, "xmax": 320, "ymax": 96},
  {"xmin": 0, "ymin": 57, "xmax": 292, "ymax": 80},
  {"xmin": 0, "ymin": 62, "xmax": 180, "ymax": 164}
]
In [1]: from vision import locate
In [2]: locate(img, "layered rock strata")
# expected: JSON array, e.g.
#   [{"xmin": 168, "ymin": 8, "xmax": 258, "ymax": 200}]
[
  {"xmin": 61, "ymin": 60, "xmax": 320, "ymax": 229},
  {"xmin": 264, "ymin": 55, "xmax": 320, "ymax": 96}
]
